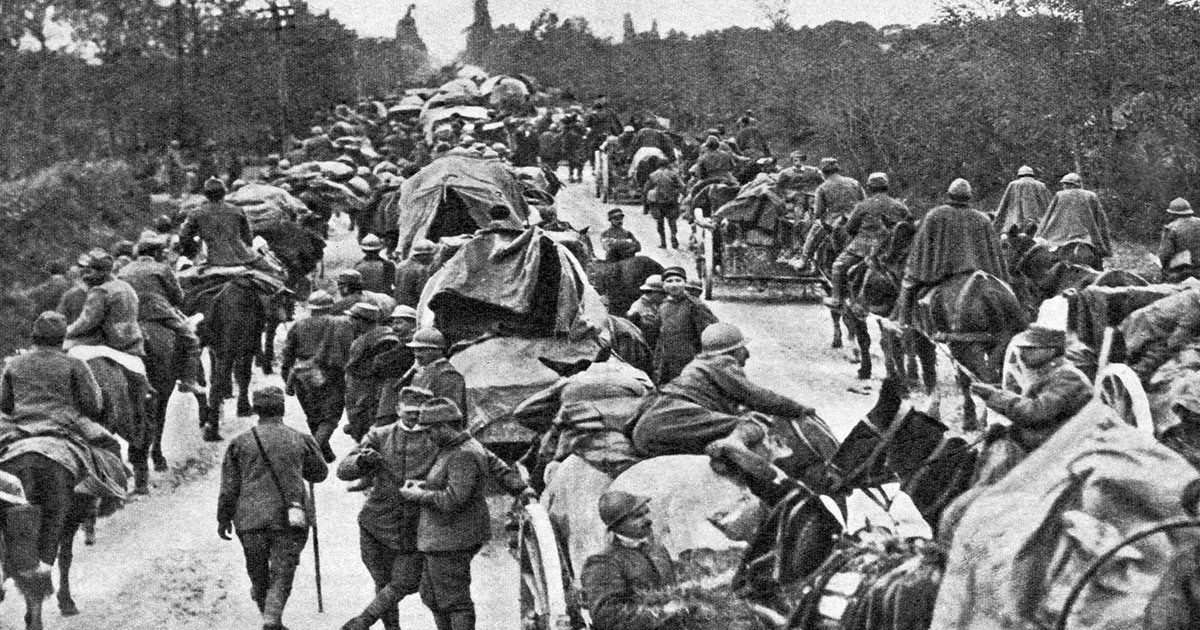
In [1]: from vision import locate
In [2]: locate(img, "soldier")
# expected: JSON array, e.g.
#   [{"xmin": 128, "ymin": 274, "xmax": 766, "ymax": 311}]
[
  {"xmin": 644, "ymin": 159, "xmax": 686, "ymax": 249},
  {"xmin": 393, "ymin": 239, "xmax": 437, "ymax": 309},
  {"xmin": 1159, "ymin": 198, "xmax": 1200, "ymax": 282},
  {"xmin": 655, "ymin": 266, "xmax": 718, "ymax": 385},
  {"xmin": 332, "ymin": 268, "xmax": 396, "ymax": 316},
  {"xmin": 165, "ymin": 140, "xmax": 188, "ymax": 199},
  {"xmin": 580, "ymin": 490, "xmax": 683, "ymax": 630},
  {"xmin": 812, "ymin": 157, "xmax": 865, "ymax": 226},
  {"xmin": 993, "ymin": 165, "xmax": 1052, "ymax": 233},
  {"xmin": 65, "ymin": 249, "xmax": 145, "ymax": 357},
  {"xmin": 374, "ymin": 305, "xmax": 419, "ymax": 428},
  {"xmin": 535, "ymin": 206, "xmax": 574, "ymax": 232},
  {"xmin": 627, "ymin": 274, "xmax": 665, "ymax": 351},
  {"xmin": 599, "ymin": 208, "xmax": 640, "ymax": 254},
  {"xmin": 343, "ymin": 303, "xmax": 401, "ymax": 443},
  {"xmin": 1035, "ymin": 172, "xmax": 1113, "ymax": 269},
  {"xmin": 688, "ymin": 135, "xmax": 739, "ymax": 190},
  {"xmin": 970, "ymin": 325, "xmax": 1092, "ymax": 482},
  {"xmin": 119, "ymin": 231, "xmax": 203, "ymax": 393},
  {"xmin": 395, "ymin": 399, "xmax": 528, "ymax": 630},
  {"xmin": 217, "ymin": 386, "xmax": 328, "ymax": 630},
  {"xmin": 25, "ymin": 260, "xmax": 77, "ymax": 315},
  {"xmin": 827, "ymin": 172, "xmax": 911, "ymax": 308},
  {"xmin": 281, "ymin": 290, "xmax": 354, "ymax": 462},
  {"xmin": 354, "ymin": 235, "xmax": 396, "ymax": 296},
  {"xmin": 178, "ymin": 178, "xmax": 270, "ymax": 274},
  {"xmin": 407, "ymin": 328, "xmax": 469, "ymax": 422}
]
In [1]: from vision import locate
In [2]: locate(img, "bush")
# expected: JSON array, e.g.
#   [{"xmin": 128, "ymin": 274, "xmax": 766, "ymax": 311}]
[{"xmin": 0, "ymin": 160, "xmax": 157, "ymax": 355}]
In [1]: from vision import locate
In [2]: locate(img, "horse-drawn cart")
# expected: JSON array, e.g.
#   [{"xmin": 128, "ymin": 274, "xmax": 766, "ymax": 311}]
[{"xmin": 694, "ymin": 176, "xmax": 825, "ymax": 300}]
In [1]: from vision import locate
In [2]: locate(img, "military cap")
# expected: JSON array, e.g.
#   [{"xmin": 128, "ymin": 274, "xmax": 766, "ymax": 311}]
[
  {"xmin": 416, "ymin": 397, "xmax": 463, "ymax": 426},
  {"xmin": 307, "ymin": 290, "xmax": 334, "ymax": 311},
  {"xmin": 607, "ymin": 208, "xmax": 625, "ymax": 219},
  {"xmin": 78, "ymin": 248, "xmax": 115, "ymax": 272},
  {"xmin": 947, "ymin": 178, "xmax": 973, "ymax": 200},
  {"xmin": 202, "ymin": 177, "xmax": 227, "ymax": 196},
  {"xmin": 348, "ymin": 302, "xmax": 380, "ymax": 323},
  {"xmin": 1017, "ymin": 165, "xmax": 1035, "ymax": 177},
  {"xmin": 1012, "ymin": 324, "xmax": 1065, "ymax": 349},
  {"xmin": 819, "ymin": 157, "xmax": 840, "ymax": 172},
  {"xmin": 1168, "ymin": 198, "xmax": 1194, "ymax": 216},
  {"xmin": 336, "ymin": 268, "xmax": 363, "ymax": 283},
  {"xmin": 31, "ymin": 311, "xmax": 67, "ymax": 342},
  {"xmin": 598, "ymin": 490, "xmax": 651, "ymax": 530},
  {"xmin": 1060, "ymin": 172, "xmax": 1082, "ymax": 186},
  {"xmin": 360, "ymin": 234, "xmax": 384, "ymax": 251},
  {"xmin": 407, "ymin": 328, "xmax": 446, "ymax": 349},
  {"xmin": 661, "ymin": 266, "xmax": 687, "ymax": 282},
  {"xmin": 251, "ymin": 385, "xmax": 286, "ymax": 412},
  {"xmin": 639, "ymin": 274, "xmax": 664, "ymax": 293},
  {"xmin": 412, "ymin": 239, "xmax": 437, "ymax": 255},
  {"xmin": 700, "ymin": 322, "xmax": 747, "ymax": 355},
  {"xmin": 390, "ymin": 305, "xmax": 418, "ymax": 321}
]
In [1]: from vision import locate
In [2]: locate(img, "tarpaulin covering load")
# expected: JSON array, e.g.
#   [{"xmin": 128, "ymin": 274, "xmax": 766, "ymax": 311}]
[
  {"xmin": 1068, "ymin": 284, "xmax": 1184, "ymax": 350},
  {"xmin": 420, "ymin": 105, "xmax": 492, "ymax": 139},
  {"xmin": 225, "ymin": 183, "xmax": 307, "ymax": 231},
  {"xmin": 715, "ymin": 173, "xmax": 787, "ymax": 232},
  {"xmin": 419, "ymin": 226, "xmax": 606, "ymax": 344},
  {"xmin": 931, "ymin": 400, "xmax": 1200, "ymax": 630},
  {"xmin": 450, "ymin": 335, "xmax": 599, "ymax": 442},
  {"xmin": 394, "ymin": 154, "xmax": 529, "ymax": 258}
]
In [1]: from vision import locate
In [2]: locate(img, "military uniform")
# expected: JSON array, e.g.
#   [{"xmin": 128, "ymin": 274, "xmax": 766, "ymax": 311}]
[
  {"xmin": 830, "ymin": 193, "xmax": 911, "ymax": 304},
  {"xmin": 411, "ymin": 358, "xmax": 468, "ymax": 421},
  {"xmin": 66, "ymin": 277, "xmax": 145, "ymax": 356},
  {"xmin": 600, "ymin": 226, "xmax": 640, "ymax": 254},
  {"xmin": 1160, "ymin": 216, "xmax": 1200, "ymax": 282},
  {"xmin": 333, "ymin": 290, "xmax": 396, "ymax": 317},
  {"xmin": 993, "ymin": 175, "xmax": 1052, "ymax": 232},
  {"xmin": 355, "ymin": 254, "xmax": 396, "ymax": 296},
  {"xmin": 654, "ymin": 294, "xmax": 718, "ymax": 385},
  {"xmin": 119, "ymin": 255, "xmax": 201, "ymax": 382},
  {"xmin": 0, "ymin": 347, "xmax": 103, "ymax": 427},
  {"xmin": 179, "ymin": 200, "xmax": 259, "ymax": 267},
  {"xmin": 1036, "ymin": 188, "xmax": 1113, "ymax": 263},
  {"xmin": 217, "ymin": 414, "xmax": 328, "ymax": 629},
  {"xmin": 977, "ymin": 359, "xmax": 1091, "ymax": 451},
  {"xmin": 580, "ymin": 538, "xmax": 679, "ymax": 630},
  {"xmin": 633, "ymin": 352, "xmax": 811, "ymax": 456},
  {"xmin": 393, "ymin": 256, "xmax": 434, "ymax": 309},
  {"xmin": 814, "ymin": 173, "xmax": 865, "ymax": 224},
  {"xmin": 344, "ymin": 325, "xmax": 402, "ymax": 442},
  {"xmin": 645, "ymin": 167, "xmax": 687, "ymax": 248},
  {"xmin": 281, "ymin": 313, "xmax": 354, "ymax": 459}
]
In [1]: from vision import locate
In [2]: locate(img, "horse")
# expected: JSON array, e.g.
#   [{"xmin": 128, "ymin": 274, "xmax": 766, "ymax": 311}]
[
  {"xmin": 196, "ymin": 279, "xmax": 266, "ymax": 440},
  {"xmin": 804, "ymin": 219, "xmax": 852, "ymax": 350},
  {"xmin": 1, "ymin": 454, "xmax": 97, "ymax": 630},
  {"xmin": 1001, "ymin": 226, "xmax": 1138, "ymax": 317},
  {"xmin": 140, "ymin": 321, "xmax": 211, "ymax": 482},
  {"xmin": 688, "ymin": 181, "xmax": 740, "ymax": 279}
]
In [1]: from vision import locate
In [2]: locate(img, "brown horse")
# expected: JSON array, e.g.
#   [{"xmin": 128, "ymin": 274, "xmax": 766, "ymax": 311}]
[
  {"xmin": 140, "ymin": 321, "xmax": 211, "ymax": 483},
  {"xmin": 193, "ymin": 279, "xmax": 266, "ymax": 440}
]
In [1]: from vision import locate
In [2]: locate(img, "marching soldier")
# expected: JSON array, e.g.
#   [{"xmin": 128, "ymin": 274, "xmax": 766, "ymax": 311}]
[{"xmin": 1159, "ymin": 198, "xmax": 1200, "ymax": 282}]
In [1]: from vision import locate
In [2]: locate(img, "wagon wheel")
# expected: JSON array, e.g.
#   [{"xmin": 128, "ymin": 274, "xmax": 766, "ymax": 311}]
[
  {"xmin": 518, "ymin": 502, "xmax": 571, "ymax": 630},
  {"xmin": 1095, "ymin": 363, "xmax": 1155, "ymax": 434},
  {"xmin": 1000, "ymin": 336, "xmax": 1026, "ymax": 394},
  {"xmin": 703, "ymin": 226, "xmax": 715, "ymax": 301}
]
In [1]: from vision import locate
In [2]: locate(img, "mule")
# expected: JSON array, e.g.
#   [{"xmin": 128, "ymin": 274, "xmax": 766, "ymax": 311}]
[
  {"xmin": 806, "ymin": 219, "xmax": 853, "ymax": 351},
  {"xmin": 140, "ymin": 321, "xmax": 211, "ymax": 482},
  {"xmin": 1, "ymin": 453, "xmax": 107, "ymax": 629},
  {"xmin": 198, "ymin": 280, "xmax": 266, "ymax": 440}
]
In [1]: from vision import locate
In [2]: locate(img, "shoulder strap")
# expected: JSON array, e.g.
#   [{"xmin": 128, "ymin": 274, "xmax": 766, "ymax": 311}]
[{"xmin": 251, "ymin": 427, "xmax": 294, "ymax": 504}]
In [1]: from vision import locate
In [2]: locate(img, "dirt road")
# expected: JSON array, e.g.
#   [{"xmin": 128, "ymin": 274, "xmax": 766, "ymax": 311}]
[{"xmin": 0, "ymin": 168, "xmax": 894, "ymax": 630}]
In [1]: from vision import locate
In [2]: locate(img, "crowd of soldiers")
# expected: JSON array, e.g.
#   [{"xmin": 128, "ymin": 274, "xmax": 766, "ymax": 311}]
[{"xmin": 14, "ymin": 88, "xmax": 1200, "ymax": 630}]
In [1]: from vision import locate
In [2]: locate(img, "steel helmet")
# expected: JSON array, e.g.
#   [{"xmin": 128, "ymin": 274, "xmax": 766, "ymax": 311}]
[
  {"xmin": 866, "ymin": 172, "xmax": 889, "ymax": 189},
  {"xmin": 1169, "ymin": 198, "xmax": 1194, "ymax": 216},
  {"xmin": 307, "ymin": 290, "xmax": 334, "ymax": 311},
  {"xmin": 412, "ymin": 239, "xmax": 437, "ymax": 255},
  {"xmin": 947, "ymin": 178, "xmax": 973, "ymax": 200},
  {"xmin": 390, "ymin": 305, "xmax": 418, "ymax": 321},
  {"xmin": 639, "ymin": 274, "xmax": 664, "ymax": 293},
  {"xmin": 359, "ymin": 234, "xmax": 384, "ymax": 251},
  {"xmin": 1060, "ymin": 172, "xmax": 1082, "ymax": 186},
  {"xmin": 348, "ymin": 302, "xmax": 380, "ymax": 323},
  {"xmin": 597, "ymin": 490, "xmax": 651, "ymax": 530},
  {"xmin": 407, "ymin": 328, "xmax": 446, "ymax": 349},
  {"xmin": 202, "ymin": 177, "xmax": 227, "ymax": 196},
  {"xmin": 700, "ymin": 322, "xmax": 747, "ymax": 355},
  {"xmin": 1017, "ymin": 165, "xmax": 1035, "ymax": 177},
  {"xmin": 416, "ymin": 397, "xmax": 463, "ymax": 426}
]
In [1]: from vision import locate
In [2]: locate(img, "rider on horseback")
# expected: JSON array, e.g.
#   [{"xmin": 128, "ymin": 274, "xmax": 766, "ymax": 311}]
[
  {"xmin": 118, "ymin": 231, "xmax": 204, "ymax": 394},
  {"xmin": 65, "ymin": 249, "xmax": 144, "ymax": 358},
  {"xmin": 827, "ymin": 172, "xmax": 910, "ymax": 308},
  {"xmin": 800, "ymin": 158, "xmax": 864, "ymax": 269},
  {"xmin": 1035, "ymin": 172, "xmax": 1113, "ymax": 269}
]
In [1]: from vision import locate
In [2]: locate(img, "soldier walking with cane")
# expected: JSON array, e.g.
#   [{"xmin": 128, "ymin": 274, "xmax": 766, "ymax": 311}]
[{"xmin": 217, "ymin": 386, "xmax": 329, "ymax": 630}]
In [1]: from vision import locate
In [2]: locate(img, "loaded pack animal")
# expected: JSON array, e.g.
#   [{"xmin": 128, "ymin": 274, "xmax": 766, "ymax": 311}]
[
  {"xmin": 688, "ymin": 180, "xmax": 740, "ymax": 280},
  {"xmin": 805, "ymin": 217, "xmax": 855, "ymax": 351}
]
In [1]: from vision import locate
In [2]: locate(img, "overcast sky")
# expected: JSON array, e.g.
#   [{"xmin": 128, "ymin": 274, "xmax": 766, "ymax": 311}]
[{"xmin": 306, "ymin": 0, "xmax": 947, "ymax": 62}]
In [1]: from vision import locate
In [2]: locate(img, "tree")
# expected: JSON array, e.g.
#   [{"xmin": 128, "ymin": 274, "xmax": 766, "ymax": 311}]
[
  {"xmin": 754, "ymin": 0, "xmax": 794, "ymax": 30},
  {"xmin": 465, "ymin": 0, "xmax": 492, "ymax": 65},
  {"xmin": 622, "ymin": 13, "xmax": 636, "ymax": 42}
]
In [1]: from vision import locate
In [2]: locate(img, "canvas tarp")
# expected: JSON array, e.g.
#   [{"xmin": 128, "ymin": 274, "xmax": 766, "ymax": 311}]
[
  {"xmin": 418, "ymin": 226, "xmax": 606, "ymax": 343},
  {"xmin": 931, "ymin": 400, "xmax": 1200, "ymax": 630},
  {"xmin": 226, "ymin": 183, "xmax": 307, "ymax": 231},
  {"xmin": 450, "ymin": 335, "xmax": 599, "ymax": 442},
  {"xmin": 420, "ymin": 105, "xmax": 492, "ymax": 139},
  {"xmin": 715, "ymin": 173, "xmax": 787, "ymax": 232},
  {"xmin": 394, "ymin": 154, "xmax": 529, "ymax": 258}
]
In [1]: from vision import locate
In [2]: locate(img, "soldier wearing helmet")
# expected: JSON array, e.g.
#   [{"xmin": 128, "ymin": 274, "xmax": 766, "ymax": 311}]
[
  {"xmin": 828, "ymin": 172, "xmax": 911, "ymax": 312},
  {"xmin": 405, "ymin": 328, "xmax": 469, "ymax": 421},
  {"xmin": 281, "ymin": 290, "xmax": 355, "ymax": 462},
  {"xmin": 344, "ymin": 303, "xmax": 402, "ymax": 443},
  {"xmin": 354, "ymin": 235, "xmax": 396, "ymax": 296},
  {"xmin": 393, "ymin": 239, "xmax": 438, "ymax": 308},
  {"xmin": 579, "ymin": 490, "xmax": 683, "ymax": 630},
  {"xmin": 333, "ymin": 268, "xmax": 396, "ymax": 316},
  {"xmin": 65, "ymin": 248, "xmax": 145, "ymax": 357},
  {"xmin": 633, "ymin": 322, "xmax": 825, "ymax": 490},
  {"xmin": 895, "ymin": 178, "xmax": 1008, "ymax": 331},
  {"xmin": 1159, "ymin": 198, "xmax": 1200, "ymax": 282},
  {"xmin": 1034, "ymin": 172, "xmax": 1113, "ymax": 268},
  {"xmin": 993, "ymin": 165, "xmax": 1052, "ymax": 234}
]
